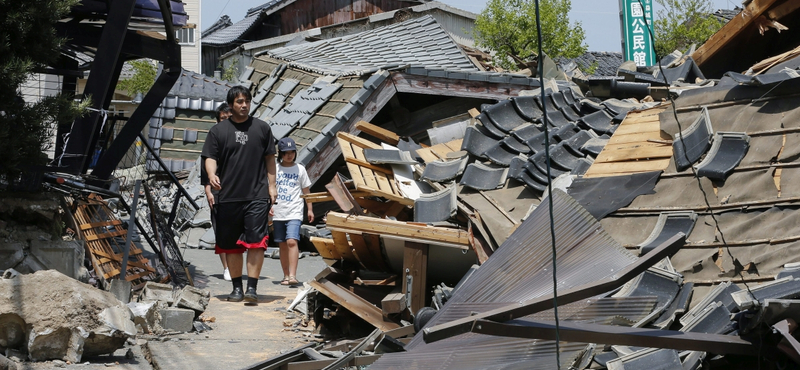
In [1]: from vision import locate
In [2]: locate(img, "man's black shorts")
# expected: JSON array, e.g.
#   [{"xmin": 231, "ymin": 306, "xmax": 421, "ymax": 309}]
[{"xmin": 214, "ymin": 198, "xmax": 271, "ymax": 254}]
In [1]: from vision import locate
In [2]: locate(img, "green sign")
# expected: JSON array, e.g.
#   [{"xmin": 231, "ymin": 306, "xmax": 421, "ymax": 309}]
[{"xmin": 621, "ymin": 0, "xmax": 655, "ymax": 67}]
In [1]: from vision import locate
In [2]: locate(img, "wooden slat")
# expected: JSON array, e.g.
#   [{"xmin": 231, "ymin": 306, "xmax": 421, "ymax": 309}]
[
  {"xmin": 310, "ymin": 237, "xmax": 341, "ymax": 260},
  {"xmin": 349, "ymin": 233, "xmax": 382, "ymax": 271},
  {"xmin": 611, "ymin": 122, "xmax": 663, "ymax": 136},
  {"xmin": 326, "ymin": 212, "xmax": 469, "ymax": 246},
  {"xmin": 84, "ymin": 229, "xmax": 127, "ymax": 242},
  {"xmin": 362, "ymin": 233, "xmax": 391, "ymax": 272},
  {"xmin": 331, "ymin": 231, "xmax": 358, "ymax": 263},
  {"xmin": 593, "ymin": 145, "xmax": 673, "ymax": 163},
  {"xmin": 584, "ymin": 158, "xmax": 672, "ymax": 176},
  {"xmin": 344, "ymin": 157, "xmax": 394, "ymax": 175},
  {"xmin": 79, "ymin": 219, "xmax": 123, "ymax": 230},
  {"xmin": 415, "ymin": 148, "xmax": 441, "ymax": 163},
  {"xmin": 355, "ymin": 120, "xmax": 399, "ymax": 145}
]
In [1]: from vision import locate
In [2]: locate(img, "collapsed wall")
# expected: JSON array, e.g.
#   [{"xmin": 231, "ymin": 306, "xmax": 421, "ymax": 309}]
[{"xmin": 0, "ymin": 270, "xmax": 136, "ymax": 362}]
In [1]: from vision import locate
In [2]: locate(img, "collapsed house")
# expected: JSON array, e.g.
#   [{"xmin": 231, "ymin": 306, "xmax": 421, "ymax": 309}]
[{"xmin": 230, "ymin": 2, "xmax": 800, "ymax": 369}]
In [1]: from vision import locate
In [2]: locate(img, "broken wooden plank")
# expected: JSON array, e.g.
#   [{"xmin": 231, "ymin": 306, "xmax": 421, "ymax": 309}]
[
  {"xmin": 309, "ymin": 275, "xmax": 400, "ymax": 332},
  {"xmin": 326, "ymin": 212, "xmax": 470, "ymax": 247},
  {"xmin": 692, "ymin": 0, "xmax": 781, "ymax": 66},
  {"xmin": 391, "ymin": 72, "xmax": 529, "ymax": 100},
  {"xmin": 593, "ymin": 145, "xmax": 674, "ymax": 163},
  {"xmin": 583, "ymin": 158, "xmax": 672, "ymax": 177},
  {"xmin": 310, "ymin": 237, "xmax": 341, "ymax": 260},
  {"xmin": 355, "ymin": 120, "xmax": 399, "ymax": 145}
]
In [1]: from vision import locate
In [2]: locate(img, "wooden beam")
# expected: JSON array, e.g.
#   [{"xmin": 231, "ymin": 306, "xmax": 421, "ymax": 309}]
[
  {"xmin": 355, "ymin": 120, "xmax": 399, "ymax": 145},
  {"xmin": 391, "ymin": 72, "xmax": 528, "ymax": 100},
  {"xmin": 403, "ymin": 241, "xmax": 428, "ymax": 315},
  {"xmin": 305, "ymin": 77, "xmax": 397, "ymax": 184},
  {"xmin": 325, "ymin": 212, "xmax": 470, "ymax": 246},
  {"xmin": 381, "ymin": 292, "xmax": 407, "ymax": 315},
  {"xmin": 692, "ymin": 0, "xmax": 782, "ymax": 66},
  {"xmin": 309, "ymin": 276, "xmax": 400, "ymax": 332}
]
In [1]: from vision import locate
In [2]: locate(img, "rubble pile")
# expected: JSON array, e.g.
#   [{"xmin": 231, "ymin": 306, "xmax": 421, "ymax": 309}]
[{"xmin": 0, "ymin": 270, "xmax": 136, "ymax": 363}]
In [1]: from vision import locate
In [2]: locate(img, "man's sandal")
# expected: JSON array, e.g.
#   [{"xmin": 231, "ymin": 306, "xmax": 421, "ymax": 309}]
[
  {"xmin": 280, "ymin": 277, "xmax": 290, "ymax": 285},
  {"xmin": 287, "ymin": 276, "xmax": 299, "ymax": 285}
]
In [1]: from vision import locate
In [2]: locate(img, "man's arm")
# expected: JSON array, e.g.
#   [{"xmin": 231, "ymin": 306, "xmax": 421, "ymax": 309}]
[
  {"xmin": 265, "ymin": 154, "xmax": 277, "ymax": 204},
  {"xmin": 205, "ymin": 158, "xmax": 221, "ymax": 190},
  {"xmin": 302, "ymin": 187, "xmax": 314, "ymax": 223}
]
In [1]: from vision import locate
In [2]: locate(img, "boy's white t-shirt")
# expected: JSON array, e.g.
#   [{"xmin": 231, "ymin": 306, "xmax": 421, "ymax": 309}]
[{"xmin": 273, "ymin": 163, "xmax": 311, "ymax": 221}]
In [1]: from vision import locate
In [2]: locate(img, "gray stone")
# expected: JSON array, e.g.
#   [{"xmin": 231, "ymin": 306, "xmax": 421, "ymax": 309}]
[
  {"xmin": 0, "ymin": 270, "xmax": 136, "ymax": 362},
  {"xmin": 5, "ymin": 348, "xmax": 23, "ymax": 362},
  {"xmin": 140, "ymin": 282, "xmax": 175, "ymax": 304},
  {"xmin": 0, "ymin": 243, "xmax": 24, "ymax": 270},
  {"xmin": 30, "ymin": 239, "xmax": 84, "ymax": 279},
  {"xmin": 190, "ymin": 209, "xmax": 211, "ymax": 228},
  {"xmin": 158, "ymin": 308, "xmax": 194, "ymax": 333},
  {"xmin": 108, "ymin": 279, "xmax": 132, "ymax": 304},
  {"xmin": 173, "ymin": 286, "xmax": 210, "ymax": 313},
  {"xmin": 127, "ymin": 301, "xmax": 161, "ymax": 334},
  {"xmin": 198, "ymin": 228, "xmax": 215, "ymax": 249},
  {"xmin": 13, "ymin": 254, "xmax": 47, "ymax": 274}
]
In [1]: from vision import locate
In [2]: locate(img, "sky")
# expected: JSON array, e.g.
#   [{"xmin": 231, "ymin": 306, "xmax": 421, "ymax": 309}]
[{"xmin": 201, "ymin": 0, "xmax": 741, "ymax": 52}]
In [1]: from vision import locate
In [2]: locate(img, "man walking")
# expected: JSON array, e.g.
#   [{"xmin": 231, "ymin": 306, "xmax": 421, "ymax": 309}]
[{"xmin": 202, "ymin": 86, "xmax": 277, "ymax": 305}]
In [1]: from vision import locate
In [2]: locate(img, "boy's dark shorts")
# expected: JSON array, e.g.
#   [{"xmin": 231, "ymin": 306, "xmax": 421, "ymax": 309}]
[{"xmin": 213, "ymin": 198, "xmax": 271, "ymax": 254}]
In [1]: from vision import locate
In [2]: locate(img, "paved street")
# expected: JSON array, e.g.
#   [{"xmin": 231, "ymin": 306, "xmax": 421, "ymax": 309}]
[{"xmin": 147, "ymin": 247, "xmax": 328, "ymax": 370}]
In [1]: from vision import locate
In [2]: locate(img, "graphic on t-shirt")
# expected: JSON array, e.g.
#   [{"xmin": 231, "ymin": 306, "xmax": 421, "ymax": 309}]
[
  {"xmin": 235, "ymin": 131, "xmax": 248, "ymax": 145},
  {"xmin": 276, "ymin": 172, "xmax": 299, "ymax": 202}
]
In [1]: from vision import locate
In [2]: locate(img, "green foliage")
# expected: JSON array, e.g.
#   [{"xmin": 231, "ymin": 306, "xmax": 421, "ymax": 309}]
[
  {"xmin": 0, "ymin": 0, "xmax": 85, "ymax": 185},
  {"xmin": 653, "ymin": 0, "xmax": 723, "ymax": 57},
  {"xmin": 117, "ymin": 59, "xmax": 157, "ymax": 97},
  {"xmin": 474, "ymin": 0, "xmax": 587, "ymax": 70},
  {"xmin": 221, "ymin": 61, "xmax": 239, "ymax": 82}
]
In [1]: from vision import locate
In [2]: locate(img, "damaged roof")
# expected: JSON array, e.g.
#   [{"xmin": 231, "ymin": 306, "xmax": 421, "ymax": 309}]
[{"xmin": 263, "ymin": 15, "xmax": 478, "ymax": 76}]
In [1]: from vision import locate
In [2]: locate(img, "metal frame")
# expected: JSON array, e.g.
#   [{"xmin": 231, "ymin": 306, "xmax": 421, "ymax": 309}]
[
  {"xmin": 55, "ymin": 0, "xmax": 181, "ymax": 177},
  {"xmin": 470, "ymin": 319, "xmax": 756, "ymax": 355}
]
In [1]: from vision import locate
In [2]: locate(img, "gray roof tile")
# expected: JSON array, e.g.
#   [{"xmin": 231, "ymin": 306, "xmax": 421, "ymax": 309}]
[{"xmin": 267, "ymin": 15, "xmax": 477, "ymax": 76}]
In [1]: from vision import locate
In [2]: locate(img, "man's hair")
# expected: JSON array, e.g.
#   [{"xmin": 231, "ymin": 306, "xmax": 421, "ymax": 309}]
[
  {"xmin": 215, "ymin": 103, "xmax": 230, "ymax": 123},
  {"xmin": 226, "ymin": 85, "xmax": 252, "ymax": 105}
]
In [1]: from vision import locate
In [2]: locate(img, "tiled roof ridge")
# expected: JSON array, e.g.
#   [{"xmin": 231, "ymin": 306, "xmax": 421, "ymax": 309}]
[{"xmin": 201, "ymin": 14, "xmax": 232, "ymax": 38}]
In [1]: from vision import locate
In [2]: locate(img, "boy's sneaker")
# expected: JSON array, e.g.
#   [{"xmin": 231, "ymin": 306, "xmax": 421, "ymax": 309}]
[
  {"xmin": 223, "ymin": 268, "xmax": 231, "ymax": 281},
  {"xmin": 244, "ymin": 287, "xmax": 258, "ymax": 305}
]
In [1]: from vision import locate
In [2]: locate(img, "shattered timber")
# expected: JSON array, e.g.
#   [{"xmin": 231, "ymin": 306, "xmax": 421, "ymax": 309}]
[{"xmin": 6, "ymin": 0, "xmax": 800, "ymax": 369}]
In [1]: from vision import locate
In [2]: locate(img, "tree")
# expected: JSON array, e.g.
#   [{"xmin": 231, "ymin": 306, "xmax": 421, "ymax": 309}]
[
  {"xmin": 653, "ymin": 0, "xmax": 723, "ymax": 57},
  {"xmin": 0, "ymin": 0, "xmax": 86, "ymax": 186},
  {"xmin": 474, "ymin": 0, "xmax": 587, "ymax": 70},
  {"xmin": 117, "ymin": 59, "xmax": 157, "ymax": 97}
]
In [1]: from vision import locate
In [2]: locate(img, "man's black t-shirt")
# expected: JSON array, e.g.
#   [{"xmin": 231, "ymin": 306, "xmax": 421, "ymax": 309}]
[{"xmin": 201, "ymin": 116, "xmax": 276, "ymax": 203}]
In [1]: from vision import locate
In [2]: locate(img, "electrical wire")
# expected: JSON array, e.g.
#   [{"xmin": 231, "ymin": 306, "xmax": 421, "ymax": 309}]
[
  {"xmin": 634, "ymin": 0, "xmax": 755, "ymax": 298},
  {"xmin": 534, "ymin": 0, "xmax": 561, "ymax": 368}
]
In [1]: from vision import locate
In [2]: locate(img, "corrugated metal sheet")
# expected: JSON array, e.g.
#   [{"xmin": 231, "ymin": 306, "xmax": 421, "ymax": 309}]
[
  {"xmin": 369, "ymin": 190, "xmax": 648, "ymax": 370},
  {"xmin": 278, "ymin": 0, "xmax": 412, "ymax": 34}
]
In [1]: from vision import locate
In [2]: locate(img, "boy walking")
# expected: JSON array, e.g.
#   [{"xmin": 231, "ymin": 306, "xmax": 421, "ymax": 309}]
[
  {"xmin": 271, "ymin": 137, "xmax": 313, "ymax": 286},
  {"xmin": 202, "ymin": 86, "xmax": 277, "ymax": 304}
]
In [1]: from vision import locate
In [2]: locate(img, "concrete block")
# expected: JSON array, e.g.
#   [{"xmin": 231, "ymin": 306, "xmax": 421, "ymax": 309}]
[
  {"xmin": 140, "ymin": 282, "xmax": 175, "ymax": 304},
  {"xmin": 108, "ymin": 279, "xmax": 132, "ymax": 304},
  {"xmin": 158, "ymin": 308, "xmax": 194, "ymax": 332},
  {"xmin": 127, "ymin": 301, "xmax": 159, "ymax": 334},
  {"xmin": 30, "ymin": 239, "xmax": 84, "ymax": 279},
  {"xmin": 174, "ymin": 286, "xmax": 211, "ymax": 313},
  {"xmin": 14, "ymin": 254, "xmax": 47, "ymax": 274},
  {"xmin": 0, "ymin": 242, "xmax": 24, "ymax": 270}
]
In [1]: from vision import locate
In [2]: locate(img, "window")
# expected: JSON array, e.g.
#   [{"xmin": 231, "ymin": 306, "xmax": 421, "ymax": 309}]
[{"xmin": 176, "ymin": 28, "xmax": 194, "ymax": 45}]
